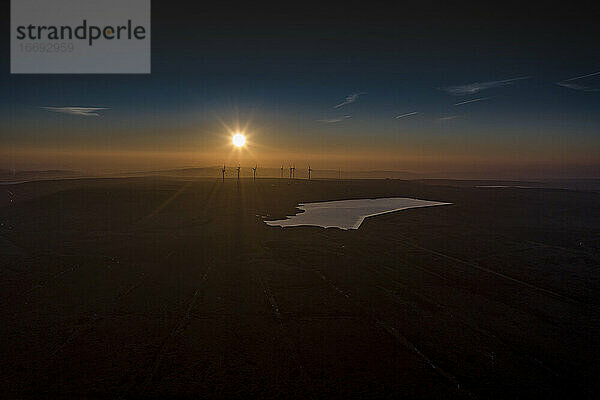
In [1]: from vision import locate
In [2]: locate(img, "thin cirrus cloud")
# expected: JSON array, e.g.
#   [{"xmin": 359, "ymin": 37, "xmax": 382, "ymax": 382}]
[
  {"xmin": 40, "ymin": 107, "xmax": 109, "ymax": 117},
  {"xmin": 438, "ymin": 115, "xmax": 459, "ymax": 122},
  {"xmin": 442, "ymin": 77, "xmax": 530, "ymax": 95},
  {"xmin": 557, "ymin": 71, "xmax": 600, "ymax": 92},
  {"xmin": 394, "ymin": 111, "xmax": 419, "ymax": 119},
  {"xmin": 333, "ymin": 92, "xmax": 367, "ymax": 108},
  {"xmin": 317, "ymin": 115, "xmax": 352, "ymax": 124},
  {"xmin": 454, "ymin": 97, "xmax": 490, "ymax": 106}
]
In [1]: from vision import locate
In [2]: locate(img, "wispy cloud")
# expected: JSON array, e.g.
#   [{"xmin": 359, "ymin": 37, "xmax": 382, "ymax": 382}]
[
  {"xmin": 442, "ymin": 77, "xmax": 530, "ymax": 95},
  {"xmin": 394, "ymin": 111, "xmax": 419, "ymax": 119},
  {"xmin": 333, "ymin": 92, "xmax": 367, "ymax": 108},
  {"xmin": 454, "ymin": 97, "xmax": 490, "ymax": 106},
  {"xmin": 317, "ymin": 115, "xmax": 352, "ymax": 123},
  {"xmin": 438, "ymin": 115, "xmax": 459, "ymax": 122},
  {"xmin": 557, "ymin": 71, "xmax": 600, "ymax": 92},
  {"xmin": 40, "ymin": 107, "xmax": 109, "ymax": 117}
]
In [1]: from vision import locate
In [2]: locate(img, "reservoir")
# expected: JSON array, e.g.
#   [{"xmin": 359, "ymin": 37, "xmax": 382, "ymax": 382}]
[{"xmin": 265, "ymin": 197, "xmax": 451, "ymax": 230}]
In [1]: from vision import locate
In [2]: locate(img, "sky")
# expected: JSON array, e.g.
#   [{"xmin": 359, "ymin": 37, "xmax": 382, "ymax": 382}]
[{"xmin": 1, "ymin": 2, "xmax": 599, "ymax": 178}]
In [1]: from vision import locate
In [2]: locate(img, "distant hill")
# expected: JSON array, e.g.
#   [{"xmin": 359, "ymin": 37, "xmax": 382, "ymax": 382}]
[
  {"xmin": 2, "ymin": 168, "xmax": 597, "ymax": 191},
  {"xmin": 135, "ymin": 167, "xmax": 424, "ymax": 180},
  {"xmin": 417, "ymin": 178, "xmax": 600, "ymax": 192},
  {"xmin": 0, "ymin": 169, "xmax": 81, "ymax": 183}
]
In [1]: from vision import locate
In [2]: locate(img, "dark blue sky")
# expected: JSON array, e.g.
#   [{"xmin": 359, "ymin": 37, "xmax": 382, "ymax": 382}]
[{"xmin": 2, "ymin": 1, "xmax": 599, "ymax": 177}]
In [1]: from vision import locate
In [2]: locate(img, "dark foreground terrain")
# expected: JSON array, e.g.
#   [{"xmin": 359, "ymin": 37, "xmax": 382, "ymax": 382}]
[{"xmin": 1, "ymin": 177, "xmax": 599, "ymax": 399}]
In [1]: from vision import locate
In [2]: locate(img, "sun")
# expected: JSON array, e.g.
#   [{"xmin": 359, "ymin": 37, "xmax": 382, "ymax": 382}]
[{"xmin": 232, "ymin": 133, "xmax": 246, "ymax": 148}]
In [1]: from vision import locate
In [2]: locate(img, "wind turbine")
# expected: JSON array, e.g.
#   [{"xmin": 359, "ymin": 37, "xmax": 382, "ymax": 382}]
[{"xmin": 252, "ymin": 165, "xmax": 257, "ymax": 180}]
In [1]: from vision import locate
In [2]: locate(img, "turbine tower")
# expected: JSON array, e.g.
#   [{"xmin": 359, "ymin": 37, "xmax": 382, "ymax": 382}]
[{"xmin": 252, "ymin": 165, "xmax": 257, "ymax": 180}]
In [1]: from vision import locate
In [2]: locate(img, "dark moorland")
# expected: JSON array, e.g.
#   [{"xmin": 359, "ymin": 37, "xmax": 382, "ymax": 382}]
[{"xmin": 1, "ymin": 177, "xmax": 599, "ymax": 399}]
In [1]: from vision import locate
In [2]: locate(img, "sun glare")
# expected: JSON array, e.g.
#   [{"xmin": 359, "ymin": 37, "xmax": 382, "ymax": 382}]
[{"xmin": 232, "ymin": 133, "xmax": 246, "ymax": 148}]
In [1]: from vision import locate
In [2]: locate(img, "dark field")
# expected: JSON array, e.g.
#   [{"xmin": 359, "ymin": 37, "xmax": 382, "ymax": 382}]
[{"xmin": 1, "ymin": 178, "xmax": 599, "ymax": 399}]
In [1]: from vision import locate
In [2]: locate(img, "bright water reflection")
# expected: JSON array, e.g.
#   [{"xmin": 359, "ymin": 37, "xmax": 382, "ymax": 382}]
[{"xmin": 265, "ymin": 197, "xmax": 451, "ymax": 230}]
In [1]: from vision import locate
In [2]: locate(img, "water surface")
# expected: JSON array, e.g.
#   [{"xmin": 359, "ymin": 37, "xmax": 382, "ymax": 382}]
[{"xmin": 265, "ymin": 197, "xmax": 451, "ymax": 230}]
